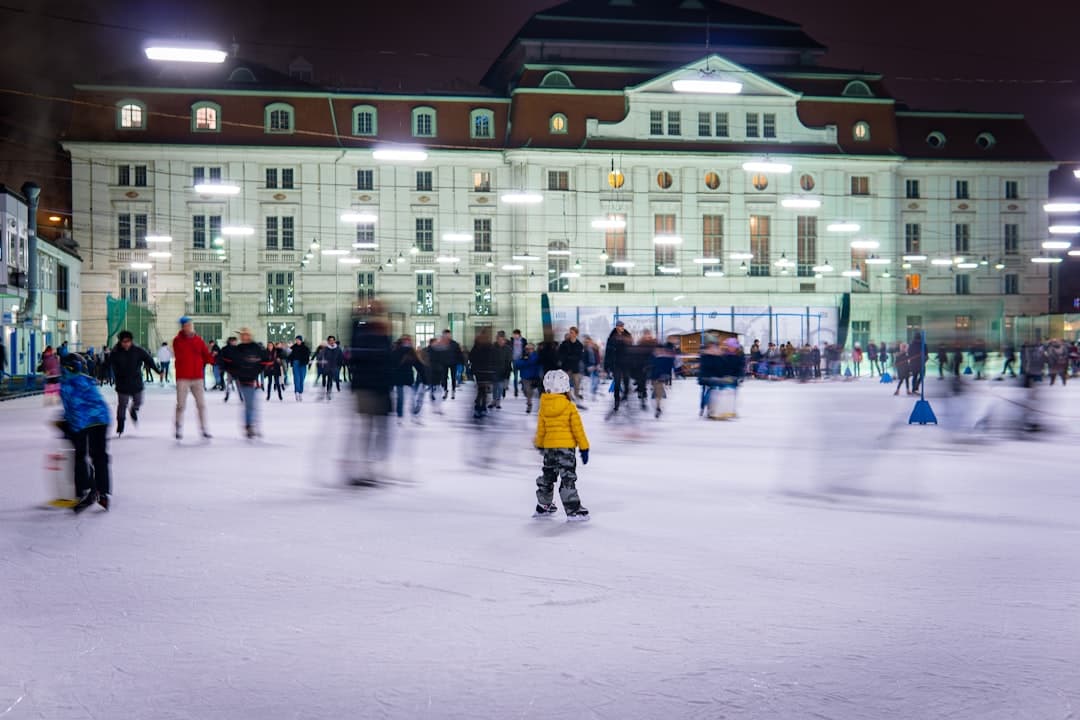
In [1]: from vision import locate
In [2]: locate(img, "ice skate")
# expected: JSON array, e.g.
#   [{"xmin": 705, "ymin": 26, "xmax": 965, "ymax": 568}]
[
  {"xmin": 533, "ymin": 503, "xmax": 559, "ymax": 517},
  {"xmin": 98, "ymin": 494, "xmax": 110, "ymax": 511},
  {"xmin": 72, "ymin": 490, "xmax": 100, "ymax": 514},
  {"xmin": 566, "ymin": 507, "xmax": 590, "ymax": 522}
]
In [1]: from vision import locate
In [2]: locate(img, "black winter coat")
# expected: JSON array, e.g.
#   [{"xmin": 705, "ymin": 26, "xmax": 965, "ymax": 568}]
[
  {"xmin": 349, "ymin": 321, "xmax": 392, "ymax": 392},
  {"xmin": 290, "ymin": 342, "xmax": 311, "ymax": 366},
  {"xmin": 495, "ymin": 341, "xmax": 514, "ymax": 380},
  {"xmin": 225, "ymin": 342, "xmax": 269, "ymax": 383},
  {"xmin": 109, "ymin": 344, "xmax": 157, "ymax": 395},
  {"xmin": 391, "ymin": 344, "xmax": 420, "ymax": 386},
  {"xmin": 558, "ymin": 339, "xmax": 585, "ymax": 373},
  {"xmin": 469, "ymin": 341, "xmax": 500, "ymax": 383},
  {"xmin": 604, "ymin": 330, "xmax": 631, "ymax": 372}
]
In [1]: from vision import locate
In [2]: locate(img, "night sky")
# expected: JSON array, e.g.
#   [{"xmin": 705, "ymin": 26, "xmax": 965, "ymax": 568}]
[{"xmin": 2, "ymin": 0, "xmax": 1078, "ymax": 298}]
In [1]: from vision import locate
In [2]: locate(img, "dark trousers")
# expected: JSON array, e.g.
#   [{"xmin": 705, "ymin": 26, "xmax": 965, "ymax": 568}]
[
  {"xmin": 1002, "ymin": 359, "xmax": 1016, "ymax": 377},
  {"xmin": 323, "ymin": 370, "xmax": 341, "ymax": 395},
  {"xmin": 116, "ymin": 391, "xmax": 143, "ymax": 433},
  {"xmin": 266, "ymin": 373, "xmax": 283, "ymax": 400},
  {"xmin": 73, "ymin": 425, "xmax": 111, "ymax": 497},
  {"xmin": 611, "ymin": 369, "xmax": 631, "ymax": 410}
]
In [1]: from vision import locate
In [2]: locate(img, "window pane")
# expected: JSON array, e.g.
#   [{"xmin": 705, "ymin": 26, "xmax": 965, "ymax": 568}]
[
  {"xmin": 763, "ymin": 113, "xmax": 776, "ymax": 138},
  {"xmin": 118, "ymin": 213, "xmax": 131, "ymax": 249},
  {"xmin": 649, "ymin": 110, "xmax": 663, "ymax": 135},
  {"xmin": 702, "ymin": 215, "xmax": 723, "ymax": 274},
  {"xmin": 715, "ymin": 112, "xmax": 729, "ymax": 138},
  {"xmin": 415, "ymin": 218, "xmax": 433, "ymax": 251},
  {"xmin": 905, "ymin": 224, "xmax": 921, "ymax": 253},
  {"xmin": 474, "ymin": 218, "xmax": 492, "ymax": 253},
  {"xmin": 796, "ymin": 216, "xmax": 816, "ymax": 276},
  {"xmin": 134, "ymin": 214, "xmax": 147, "ymax": 249},
  {"xmin": 281, "ymin": 168, "xmax": 294, "ymax": 189},
  {"xmin": 697, "ymin": 112, "xmax": 711, "ymax": 137},
  {"xmin": 749, "ymin": 215, "xmax": 770, "ymax": 276},
  {"xmin": 118, "ymin": 165, "xmax": 131, "ymax": 186},
  {"xmin": 666, "ymin": 110, "xmax": 680, "ymax": 136},
  {"xmin": 473, "ymin": 171, "xmax": 490, "ymax": 192},
  {"xmin": 357, "ymin": 169, "xmax": 373, "ymax": 191},
  {"xmin": 265, "ymin": 217, "xmax": 278, "ymax": 249},
  {"xmin": 134, "ymin": 165, "xmax": 148, "ymax": 187},
  {"xmin": 746, "ymin": 113, "xmax": 759, "ymax": 138},
  {"xmin": 266, "ymin": 168, "xmax": 278, "ymax": 189},
  {"xmin": 605, "ymin": 214, "xmax": 627, "ymax": 276},
  {"xmin": 475, "ymin": 272, "xmax": 493, "ymax": 314}
]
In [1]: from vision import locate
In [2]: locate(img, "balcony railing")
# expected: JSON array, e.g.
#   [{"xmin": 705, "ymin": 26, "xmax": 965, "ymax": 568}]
[{"xmin": 258, "ymin": 250, "xmax": 298, "ymax": 265}]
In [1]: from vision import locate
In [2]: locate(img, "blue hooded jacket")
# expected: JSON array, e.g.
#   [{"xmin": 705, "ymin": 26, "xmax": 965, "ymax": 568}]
[{"xmin": 60, "ymin": 369, "xmax": 112, "ymax": 432}]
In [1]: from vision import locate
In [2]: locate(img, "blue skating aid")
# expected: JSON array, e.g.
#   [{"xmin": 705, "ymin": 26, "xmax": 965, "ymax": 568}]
[
  {"xmin": 963, "ymin": 366, "xmax": 973, "ymax": 375},
  {"xmin": 909, "ymin": 399, "xmax": 938, "ymax": 425},
  {"xmin": 844, "ymin": 366, "xmax": 852, "ymax": 377},
  {"xmin": 880, "ymin": 372, "xmax": 892, "ymax": 383}
]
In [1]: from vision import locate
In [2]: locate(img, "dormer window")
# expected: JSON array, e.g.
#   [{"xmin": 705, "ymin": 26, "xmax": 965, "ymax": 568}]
[
  {"xmin": 539, "ymin": 71, "xmax": 573, "ymax": 88},
  {"xmin": 853, "ymin": 121, "xmax": 870, "ymax": 142},
  {"xmin": 353, "ymin": 105, "xmax": 377, "ymax": 136},
  {"xmin": 550, "ymin": 113, "xmax": 568, "ymax": 134},
  {"xmin": 412, "ymin": 106, "xmax": 436, "ymax": 138},
  {"xmin": 842, "ymin": 80, "xmax": 874, "ymax": 98},
  {"xmin": 117, "ymin": 100, "xmax": 146, "ymax": 130},
  {"xmin": 470, "ymin": 108, "xmax": 495, "ymax": 139},
  {"xmin": 192, "ymin": 102, "xmax": 220, "ymax": 132},
  {"xmin": 265, "ymin": 103, "xmax": 294, "ymax": 134}
]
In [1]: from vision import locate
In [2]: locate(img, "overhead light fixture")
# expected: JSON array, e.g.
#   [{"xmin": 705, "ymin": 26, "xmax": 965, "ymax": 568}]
[
  {"xmin": 372, "ymin": 147, "xmax": 428, "ymax": 162},
  {"xmin": 512, "ymin": 253, "xmax": 539, "ymax": 261},
  {"xmin": 501, "ymin": 263, "xmax": 525, "ymax": 271},
  {"xmin": 994, "ymin": 259, "xmax": 1007, "ymax": 268},
  {"xmin": 742, "ymin": 161, "xmax": 793, "ymax": 174},
  {"xmin": 48, "ymin": 215, "xmax": 61, "ymax": 222},
  {"xmin": 130, "ymin": 262, "xmax": 153, "ymax": 269},
  {"xmin": 1074, "ymin": 169, "xmax": 1080, "ymax": 180},
  {"xmin": 193, "ymin": 183, "xmax": 241, "ymax": 196},
  {"xmin": 812, "ymin": 261, "xmax": 834, "ymax": 273},
  {"xmin": 1044, "ymin": 202, "xmax": 1080, "ymax": 213},
  {"xmin": 956, "ymin": 262, "xmax": 979, "ymax": 269},
  {"xmin": 1031, "ymin": 256, "xmax": 1063, "ymax": 264},
  {"xmin": 591, "ymin": 217, "xmax": 626, "ymax": 230},
  {"xmin": 147, "ymin": 251, "xmax": 172, "ymax": 259},
  {"xmin": 304, "ymin": 252, "xmax": 313, "ymax": 259},
  {"xmin": 310, "ymin": 238, "xmax": 320, "ymax": 249},
  {"xmin": 338, "ymin": 257, "xmax": 364, "ymax": 265},
  {"xmin": 547, "ymin": 249, "xmax": 572, "ymax": 256},
  {"xmin": 560, "ymin": 272, "xmax": 581, "ymax": 279},
  {"xmin": 485, "ymin": 257, "xmax": 495, "ymax": 267},
  {"xmin": 145, "ymin": 43, "xmax": 227, "ymax": 63},
  {"xmin": 1042, "ymin": 240, "xmax": 1071, "ymax": 250},
  {"xmin": 729, "ymin": 252, "xmax": 754, "ymax": 260},
  {"xmin": 692, "ymin": 257, "xmax": 721, "ymax": 264},
  {"xmin": 414, "ymin": 269, "xmax": 435, "ymax": 275},
  {"xmin": 352, "ymin": 242, "xmax": 378, "ymax": 250},
  {"xmin": 774, "ymin": 253, "xmax": 794, "ymax": 267},
  {"xmin": 980, "ymin": 256, "xmax": 989, "ymax": 266},
  {"xmin": 902, "ymin": 254, "xmax": 927, "ymax": 262},
  {"xmin": 931, "ymin": 258, "xmax": 954, "ymax": 266},
  {"xmin": 321, "ymin": 249, "xmax": 349, "ymax": 256},
  {"xmin": 611, "ymin": 260, "xmax": 635, "ymax": 269},
  {"xmin": 212, "ymin": 237, "xmax": 224, "ymax": 246},
  {"xmin": 442, "ymin": 232, "xmax": 473, "ymax": 242},
  {"xmin": 827, "ymin": 222, "xmax": 860, "ymax": 233},
  {"xmin": 865, "ymin": 256, "xmax": 890, "ymax": 265},
  {"xmin": 145, "ymin": 235, "xmax": 172, "ymax": 243},
  {"xmin": 501, "ymin": 191, "xmax": 543, "ymax": 204},
  {"xmin": 435, "ymin": 256, "xmax": 460, "ymax": 264},
  {"xmin": 221, "ymin": 226, "xmax": 254, "ymax": 236},
  {"xmin": 739, "ymin": 261, "xmax": 748, "ymax": 272},
  {"xmin": 704, "ymin": 270, "xmax": 725, "ymax": 278},
  {"xmin": 340, "ymin": 211, "xmax": 378, "ymax": 223},
  {"xmin": 1049, "ymin": 225, "xmax": 1080, "ymax": 234},
  {"xmin": 781, "ymin": 197, "xmax": 821, "ymax": 209},
  {"xmin": 841, "ymin": 269, "xmax": 862, "ymax": 278},
  {"xmin": 1069, "ymin": 250, "xmax": 1080, "ymax": 257},
  {"xmin": 850, "ymin": 239, "xmax": 879, "ymax": 249},
  {"xmin": 652, "ymin": 235, "xmax": 683, "ymax": 245},
  {"xmin": 672, "ymin": 78, "xmax": 743, "ymax": 94},
  {"xmin": 657, "ymin": 266, "xmax": 682, "ymax": 274}
]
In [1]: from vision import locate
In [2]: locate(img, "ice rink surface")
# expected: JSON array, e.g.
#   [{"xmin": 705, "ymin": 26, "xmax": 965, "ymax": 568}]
[{"xmin": 2, "ymin": 375, "xmax": 1079, "ymax": 719}]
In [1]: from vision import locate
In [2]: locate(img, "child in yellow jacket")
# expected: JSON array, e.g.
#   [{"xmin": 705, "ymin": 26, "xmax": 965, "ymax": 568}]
[{"xmin": 534, "ymin": 370, "xmax": 590, "ymax": 520}]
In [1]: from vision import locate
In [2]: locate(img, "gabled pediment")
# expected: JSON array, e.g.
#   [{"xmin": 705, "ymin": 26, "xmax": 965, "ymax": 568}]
[{"xmin": 628, "ymin": 55, "xmax": 800, "ymax": 98}]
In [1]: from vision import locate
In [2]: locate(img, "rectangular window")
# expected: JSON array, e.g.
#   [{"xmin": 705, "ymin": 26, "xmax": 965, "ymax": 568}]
[
  {"xmin": 118, "ymin": 165, "xmax": 131, "ymax": 186},
  {"xmin": 547, "ymin": 170, "xmax": 570, "ymax": 191},
  {"xmin": 474, "ymin": 272, "xmax": 493, "ymax": 314},
  {"xmin": 1005, "ymin": 180, "xmax": 1019, "ymax": 200},
  {"xmin": 265, "ymin": 217, "xmax": 278, "ymax": 249},
  {"xmin": 955, "ymin": 275, "xmax": 971, "ymax": 295},
  {"xmin": 851, "ymin": 321, "xmax": 871, "ymax": 351},
  {"xmin": 357, "ymin": 271, "xmax": 375, "ymax": 304},
  {"xmin": 763, "ymin": 113, "xmax": 777, "ymax": 138},
  {"xmin": 715, "ymin": 112, "xmax": 729, "ymax": 138},
  {"xmin": 416, "ymin": 170, "xmax": 433, "ymax": 192},
  {"xmin": 416, "ymin": 272, "xmax": 435, "ymax": 314},
  {"xmin": 666, "ymin": 110, "xmax": 681, "ymax": 136},
  {"xmin": 209, "ymin": 167, "xmax": 222, "ymax": 183},
  {"xmin": 548, "ymin": 241, "xmax": 570, "ymax": 292},
  {"xmin": 649, "ymin": 110, "xmax": 664, "ymax": 136},
  {"xmin": 905, "ymin": 273, "xmax": 921, "ymax": 295},
  {"xmin": 955, "ymin": 223, "xmax": 971, "ymax": 253},
  {"xmin": 473, "ymin": 218, "xmax": 492, "ymax": 253},
  {"xmin": 356, "ymin": 111, "xmax": 374, "ymax": 136},
  {"xmin": 192, "ymin": 167, "xmax": 205, "ymax": 186},
  {"xmin": 605, "ymin": 213, "xmax": 627, "ymax": 276},
  {"xmin": 1005, "ymin": 273, "xmax": 1019, "ymax": 295},
  {"xmin": 473, "ymin": 171, "xmax": 491, "ymax": 193},
  {"xmin": 355, "ymin": 222, "xmax": 375, "ymax": 247},
  {"xmin": 749, "ymin": 215, "xmax": 770, "ymax": 276},
  {"xmin": 266, "ymin": 271, "xmax": 295, "ymax": 314},
  {"xmin": 281, "ymin": 168, "xmax": 294, "ymax": 190},
  {"xmin": 415, "ymin": 218, "xmax": 434, "ymax": 252},
  {"xmin": 796, "ymin": 216, "xmax": 817, "ymax": 277},
  {"xmin": 415, "ymin": 113, "xmax": 433, "ymax": 137},
  {"xmin": 473, "ymin": 114, "xmax": 491, "ymax": 138},
  {"xmin": 955, "ymin": 180, "xmax": 970, "ymax": 199},
  {"xmin": 134, "ymin": 165, "xmax": 148, "ymax": 187},
  {"xmin": 414, "ymin": 321, "xmax": 436, "ymax": 346},
  {"xmin": 955, "ymin": 314, "xmax": 972, "ymax": 330},
  {"xmin": 905, "ymin": 179, "xmax": 920, "ymax": 199},
  {"xmin": 281, "ymin": 216, "xmax": 294, "ymax": 250},
  {"xmin": 118, "ymin": 213, "xmax": 131, "ymax": 249},
  {"xmin": 697, "ymin": 112, "xmax": 712, "ymax": 137},
  {"xmin": 357, "ymin": 169, "xmax": 374, "ymax": 191},
  {"xmin": 266, "ymin": 168, "xmax": 278, "ymax": 189},
  {"xmin": 851, "ymin": 248, "xmax": 868, "ymax": 283},
  {"xmin": 193, "ymin": 271, "xmax": 223, "ymax": 314},
  {"xmin": 191, "ymin": 215, "xmax": 221, "ymax": 250},
  {"xmin": 193, "ymin": 322, "xmax": 222, "ymax": 344},
  {"xmin": 746, "ymin": 112, "xmax": 759, "ymax": 138},
  {"xmin": 904, "ymin": 223, "xmax": 921, "ymax": 254},
  {"xmin": 1004, "ymin": 223, "xmax": 1019, "ymax": 255},
  {"xmin": 134, "ymin": 214, "xmax": 147, "ymax": 249},
  {"xmin": 702, "ymin": 214, "xmax": 723, "ymax": 274},
  {"xmin": 56, "ymin": 264, "xmax": 69, "ymax": 311},
  {"xmin": 119, "ymin": 269, "xmax": 148, "ymax": 304},
  {"xmin": 654, "ymin": 214, "xmax": 676, "ymax": 273},
  {"xmin": 850, "ymin": 176, "xmax": 870, "ymax": 196}
]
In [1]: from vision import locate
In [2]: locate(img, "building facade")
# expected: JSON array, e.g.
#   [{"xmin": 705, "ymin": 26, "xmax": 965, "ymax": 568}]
[{"xmin": 62, "ymin": 1, "xmax": 1057, "ymax": 348}]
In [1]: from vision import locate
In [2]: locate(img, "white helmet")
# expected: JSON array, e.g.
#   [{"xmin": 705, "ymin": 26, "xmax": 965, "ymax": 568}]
[{"xmin": 543, "ymin": 369, "xmax": 571, "ymax": 394}]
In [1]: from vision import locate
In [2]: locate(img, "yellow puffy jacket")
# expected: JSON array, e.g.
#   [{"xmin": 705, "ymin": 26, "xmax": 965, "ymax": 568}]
[{"xmin": 534, "ymin": 393, "xmax": 590, "ymax": 450}]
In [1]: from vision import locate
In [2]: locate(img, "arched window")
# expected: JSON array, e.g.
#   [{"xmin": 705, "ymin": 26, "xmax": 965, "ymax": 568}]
[
  {"xmin": 549, "ymin": 113, "xmax": 568, "ymax": 134},
  {"xmin": 352, "ymin": 105, "xmax": 377, "ymax": 136},
  {"xmin": 117, "ymin": 100, "xmax": 146, "ymax": 130},
  {"xmin": 853, "ymin": 121, "xmax": 871, "ymax": 142},
  {"xmin": 470, "ymin": 108, "xmax": 495, "ymax": 139},
  {"xmin": 264, "ymin": 103, "xmax": 294, "ymax": 134},
  {"xmin": 228, "ymin": 67, "xmax": 257, "ymax": 83},
  {"xmin": 412, "ymin": 106, "xmax": 437, "ymax": 138},
  {"xmin": 842, "ymin": 80, "xmax": 873, "ymax": 98},
  {"xmin": 191, "ymin": 102, "xmax": 221, "ymax": 132},
  {"xmin": 539, "ymin": 71, "xmax": 574, "ymax": 88}
]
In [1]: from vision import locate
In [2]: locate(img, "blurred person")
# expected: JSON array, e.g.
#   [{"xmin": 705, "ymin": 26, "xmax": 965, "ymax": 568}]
[
  {"xmin": 173, "ymin": 316, "xmax": 214, "ymax": 441},
  {"xmin": 276, "ymin": 341, "xmax": 291, "ymax": 386},
  {"xmin": 852, "ymin": 344, "xmax": 863, "ymax": 377},
  {"xmin": 604, "ymin": 321, "xmax": 633, "ymax": 416},
  {"xmin": 629, "ymin": 329, "xmax": 657, "ymax": 410},
  {"xmin": 107, "ymin": 330, "xmax": 158, "ymax": 437},
  {"xmin": 1000, "ymin": 342, "xmax": 1017, "ymax": 379},
  {"xmin": 510, "ymin": 329, "xmax": 527, "ymax": 397},
  {"xmin": 893, "ymin": 343, "xmax": 912, "ymax": 396},
  {"xmin": 209, "ymin": 340, "xmax": 224, "ymax": 391},
  {"xmin": 878, "ymin": 342, "xmax": 890, "ymax": 375},
  {"xmin": 319, "ymin": 335, "xmax": 345, "ymax": 400},
  {"xmin": 936, "ymin": 345, "xmax": 949, "ymax": 380},
  {"xmin": 583, "ymin": 335, "xmax": 602, "ymax": 399},
  {"xmin": 290, "ymin": 335, "xmax": 311, "ymax": 401},
  {"xmin": 1045, "ymin": 338, "xmax": 1069, "ymax": 386},
  {"xmin": 909, "ymin": 334, "xmax": 925, "ymax": 394},
  {"xmin": 314, "ymin": 342, "xmax": 326, "ymax": 386},
  {"xmin": 867, "ymin": 342, "xmax": 879, "ymax": 377},
  {"xmin": 468, "ymin": 329, "xmax": 499, "ymax": 419},
  {"xmin": 390, "ymin": 335, "xmax": 421, "ymax": 423},
  {"xmin": 971, "ymin": 340, "xmax": 988, "ymax": 380},
  {"xmin": 700, "ymin": 337, "xmax": 745, "ymax": 419},
  {"xmin": 431, "ymin": 330, "xmax": 464, "ymax": 400},
  {"xmin": 558, "ymin": 326, "xmax": 586, "ymax": 401},
  {"xmin": 219, "ymin": 336, "xmax": 240, "ymax": 403},
  {"xmin": 492, "ymin": 331, "xmax": 513, "ymax": 408},
  {"xmin": 39, "ymin": 345, "xmax": 61, "ymax": 406},
  {"xmin": 222, "ymin": 328, "xmax": 270, "ymax": 439},
  {"xmin": 810, "ymin": 343, "xmax": 822, "ymax": 379},
  {"xmin": 650, "ymin": 336, "xmax": 677, "ymax": 417},
  {"xmin": 156, "ymin": 342, "xmax": 172, "ymax": 385},
  {"xmin": 264, "ymin": 342, "xmax": 285, "ymax": 401},
  {"xmin": 533, "ymin": 369, "xmax": 590, "ymax": 520},
  {"xmin": 347, "ymin": 303, "xmax": 393, "ymax": 485},
  {"xmin": 514, "ymin": 342, "xmax": 542, "ymax": 413},
  {"xmin": 59, "ymin": 352, "xmax": 112, "ymax": 513}
]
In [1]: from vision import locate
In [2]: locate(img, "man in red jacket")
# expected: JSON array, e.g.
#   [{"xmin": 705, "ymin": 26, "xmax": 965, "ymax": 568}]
[{"xmin": 173, "ymin": 316, "xmax": 214, "ymax": 441}]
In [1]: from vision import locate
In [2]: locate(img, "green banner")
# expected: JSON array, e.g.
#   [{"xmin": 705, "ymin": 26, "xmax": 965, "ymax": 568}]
[{"xmin": 105, "ymin": 295, "xmax": 128, "ymax": 347}]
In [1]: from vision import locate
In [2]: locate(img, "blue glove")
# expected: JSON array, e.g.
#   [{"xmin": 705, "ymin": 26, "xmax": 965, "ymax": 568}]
[{"xmin": 580, "ymin": 449, "xmax": 589, "ymax": 465}]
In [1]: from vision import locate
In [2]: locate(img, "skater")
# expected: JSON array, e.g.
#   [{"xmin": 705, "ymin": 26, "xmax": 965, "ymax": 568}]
[
  {"xmin": 510, "ymin": 329, "xmax": 528, "ymax": 397},
  {"xmin": 172, "ymin": 316, "xmax": 214, "ymax": 441},
  {"xmin": 347, "ymin": 301, "xmax": 393, "ymax": 484},
  {"xmin": 468, "ymin": 329, "xmax": 499, "ymax": 419},
  {"xmin": 1001, "ymin": 343, "xmax": 1018, "ymax": 378},
  {"xmin": 209, "ymin": 340, "xmax": 225, "ymax": 390},
  {"xmin": 221, "ymin": 328, "xmax": 270, "ymax": 438},
  {"xmin": 290, "ymin": 335, "xmax": 311, "ymax": 400},
  {"xmin": 650, "ymin": 337, "xmax": 678, "ymax": 417},
  {"xmin": 533, "ymin": 369, "xmax": 590, "ymax": 520},
  {"xmin": 1046, "ymin": 338, "xmax": 1069, "ymax": 386},
  {"xmin": 107, "ymin": 330, "xmax": 158, "ymax": 436},
  {"xmin": 699, "ymin": 337, "xmax": 743, "ymax": 419},
  {"xmin": 264, "ymin": 342, "xmax": 285, "ymax": 401},
  {"xmin": 492, "ymin": 331, "xmax": 513, "ymax": 408},
  {"xmin": 319, "ymin": 335, "xmax": 345, "ymax": 399},
  {"xmin": 584, "ymin": 335, "xmax": 602, "ymax": 399},
  {"xmin": 390, "ymin": 334, "xmax": 421, "ymax": 422},
  {"xmin": 604, "ymin": 321, "xmax": 633, "ymax": 415},
  {"xmin": 852, "ymin": 344, "xmax": 863, "ymax": 377},
  {"xmin": 156, "ymin": 342, "xmax": 172, "ymax": 385},
  {"xmin": 514, "ymin": 342, "xmax": 542, "ymax": 413},
  {"xmin": 558, "ymin": 326, "xmax": 586, "ymax": 401},
  {"xmin": 219, "ymin": 336, "xmax": 240, "ymax": 403},
  {"xmin": 38, "ymin": 345, "xmax": 61, "ymax": 406},
  {"xmin": 431, "ymin": 330, "xmax": 464, "ymax": 400},
  {"xmin": 59, "ymin": 353, "xmax": 112, "ymax": 512}
]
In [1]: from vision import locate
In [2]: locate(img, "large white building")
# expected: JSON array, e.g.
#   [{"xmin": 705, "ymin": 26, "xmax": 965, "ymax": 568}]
[{"xmin": 63, "ymin": 0, "xmax": 1057, "ymax": 349}]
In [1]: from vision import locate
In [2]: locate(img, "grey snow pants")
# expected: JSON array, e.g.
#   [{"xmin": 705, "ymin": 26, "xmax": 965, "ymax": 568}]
[{"xmin": 537, "ymin": 448, "xmax": 583, "ymax": 512}]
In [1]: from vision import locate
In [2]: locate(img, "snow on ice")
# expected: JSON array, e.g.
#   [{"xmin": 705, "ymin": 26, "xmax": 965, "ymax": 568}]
[{"xmin": 1, "ymin": 377, "xmax": 1078, "ymax": 719}]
